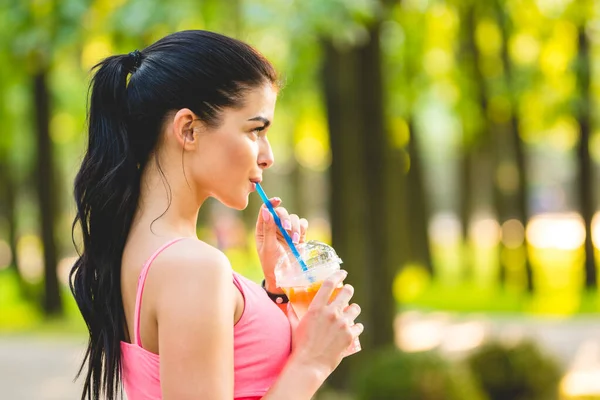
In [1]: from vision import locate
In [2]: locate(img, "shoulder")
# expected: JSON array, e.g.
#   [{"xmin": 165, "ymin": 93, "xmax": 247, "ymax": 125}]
[
  {"xmin": 152, "ymin": 238, "xmax": 231, "ymax": 277},
  {"xmin": 150, "ymin": 238, "xmax": 235, "ymax": 309}
]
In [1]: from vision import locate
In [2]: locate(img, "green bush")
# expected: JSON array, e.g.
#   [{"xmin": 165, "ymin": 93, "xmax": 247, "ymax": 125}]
[
  {"xmin": 353, "ymin": 347, "xmax": 488, "ymax": 400},
  {"xmin": 466, "ymin": 339, "xmax": 562, "ymax": 400}
]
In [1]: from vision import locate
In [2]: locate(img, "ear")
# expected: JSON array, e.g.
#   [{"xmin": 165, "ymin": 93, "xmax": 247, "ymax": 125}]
[{"xmin": 170, "ymin": 108, "xmax": 203, "ymax": 150}]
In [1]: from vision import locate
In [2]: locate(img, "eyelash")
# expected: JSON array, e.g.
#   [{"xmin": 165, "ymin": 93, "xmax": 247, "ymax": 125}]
[{"xmin": 250, "ymin": 127, "xmax": 266, "ymax": 137}]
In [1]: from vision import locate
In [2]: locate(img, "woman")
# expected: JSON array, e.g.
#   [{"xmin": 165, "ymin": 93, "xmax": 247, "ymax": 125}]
[{"xmin": 70, "ymin": 30, "xmax": 363, "ymax": 400}]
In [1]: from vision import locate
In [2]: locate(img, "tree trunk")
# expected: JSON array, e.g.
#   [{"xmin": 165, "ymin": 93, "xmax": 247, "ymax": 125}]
[
  {"xmin": 323, "ymin": 39, "xmax": 370, "ymax": 391},
  {"xmin": 462, "ymin": 2, "xmax": 510, "ymax": 286},
  {"xmin": 6, "ymin": 167, "xmax": 24, "ymax": 290},
  {"xmin": 406, "ymin": 119, "xmax": 433, "ymax": 276},
  {"xmin": 509, "ymin": 115, "xmax": 534, "ymax": 293},
  {"xmin": 357, "ymin": 25, "xmax": 395, "ymax": 349},
  {"xmin": 33, "ymin": 70, "xmax": 62, "ymax": 316},
  {"xmin": 491, "ymin": 129, "xmax": 510, "ymax": 288},
  {"xmin": 576, "ymin": 23, "xmax": 597, "ymax": 290},
  {"xmin": 456, "ymin": 2, "xmax": 478, "ymax": 282},
  {"xmin": 0, "ymin": 156, "xmax": 26, "ymax": 293},
  {"xmin": 387, "ymin": 149, "xmax": 410, "ymax": 274},
  {"xmin": 321, "ymin": 22, "xmax": 396, "ymax": 390},
  {"xmin": 459, "ymin": 149, "xmax": 474, "ymax": 280},
  {"xmin": 495, "ymin": 0, "xmax": 534, "ymax": 293}
]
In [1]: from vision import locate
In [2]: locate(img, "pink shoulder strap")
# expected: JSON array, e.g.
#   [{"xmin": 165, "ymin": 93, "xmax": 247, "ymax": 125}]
[{"xmin": 134, "ymin": 237, "xmax": 186, "ymax": 347}]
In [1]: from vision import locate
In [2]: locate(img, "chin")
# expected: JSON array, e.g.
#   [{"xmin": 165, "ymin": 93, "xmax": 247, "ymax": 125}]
[{"xmin": 219, "ymin": 194, "xmax": 250, "ymax": 211}]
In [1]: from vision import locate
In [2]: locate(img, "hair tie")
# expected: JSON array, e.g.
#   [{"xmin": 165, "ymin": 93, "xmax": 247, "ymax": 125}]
[{"xmin": 126, "ymin": 50, "xmax": 142, "ymax": 73}]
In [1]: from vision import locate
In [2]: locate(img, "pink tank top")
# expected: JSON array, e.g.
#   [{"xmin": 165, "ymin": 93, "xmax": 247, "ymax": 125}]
[{"xmin": 120, "ymin": 238, "xmax": 292, "ymax": 399}]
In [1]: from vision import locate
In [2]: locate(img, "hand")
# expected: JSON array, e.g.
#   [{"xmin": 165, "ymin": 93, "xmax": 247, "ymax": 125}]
[
  {"xmin": 255, "ymin": 198, "xmax": 308, "ymax": 293},
  {"xmin": 288, "ymin": 270, "xmax": 363, "ymax": 374}
]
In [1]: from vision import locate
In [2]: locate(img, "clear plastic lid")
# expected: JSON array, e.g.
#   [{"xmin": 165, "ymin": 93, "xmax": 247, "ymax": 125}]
[{"xmin": 275, "ymin": 240, "xmax": 343, "ymax": 287}]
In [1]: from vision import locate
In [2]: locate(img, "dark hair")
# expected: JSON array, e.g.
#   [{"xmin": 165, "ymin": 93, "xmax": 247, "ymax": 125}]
[{"xmin": 70, "ymin": 30, "xmax": 277, "ymax": 400}]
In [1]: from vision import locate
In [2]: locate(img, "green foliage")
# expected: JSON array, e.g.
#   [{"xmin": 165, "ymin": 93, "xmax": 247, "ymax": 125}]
[
  {"xmin": 466, "ymin": 339, "xmax": 563, "ymax": 400},
  {"xmin": 353, "ymin": 347, "xmax": 488, "ymax": 400},
  {"xmin": 0, "ymin": 269, "xmax": 86, "ymax": 334}
]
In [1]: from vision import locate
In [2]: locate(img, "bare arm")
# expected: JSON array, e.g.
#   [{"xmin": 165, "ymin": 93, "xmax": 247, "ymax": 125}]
[
  {"xmin": 155, "ymin": 242, "xmax": 361, "ymax": 400},
  {"xmin": 261, "ymin": 354, "xmax": 328, "ymax": 400},
  {"xmin": 157, "ymin": 245, "xmax": 236, "ymax": 400}
]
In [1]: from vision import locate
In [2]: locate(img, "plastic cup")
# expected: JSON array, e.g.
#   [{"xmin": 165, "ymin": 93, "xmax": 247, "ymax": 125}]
[{"xmin": 275, "ymin": 240, "xmax": 361, "ymax": 356}]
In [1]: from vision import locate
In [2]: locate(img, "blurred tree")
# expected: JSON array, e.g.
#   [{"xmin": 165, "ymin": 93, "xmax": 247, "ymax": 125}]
[
  {"xmin": 398, "ymin": 0, "xmax": 434, "ymax": 276},
  {"xmin": 575, "ymin": 13, "xmax": 597, "ymax": 290},
  {"xmin": 322, "ymin": 1, "xmax": 400, "ymax": 389},
  {"xmin": 455, "ymin": 0, "xmax": 482, "ymax": 281},
  {"xmin": 0, "ymin": 50, "xmax": 25, "ymax": 294},
  {"xmin": 3, "ymin": 0, "xmax": 87, "ymax": 315},
  {"xmin": 458, "ymin": 1, "xmax": 514, "ymax": 287},
  {"xmin": 4, "ymin": 0, "xmax": 96, "ymax": 315},
  {"xmin": 406, "ymin": 119, "xmax": 433, "ymax": 275},
  {"xmin": 33, "ymin": 65, "xmax": 62, "ymax": 315},
  {"xmin": 459, "ymin": 0, "xmax": 535, "ymax": 292},
  {"xmin": 0, "ymin": 143, "xmax": 24, "ymax": 294},
  {"xmin": 494, "ymin": 0, "xmax": 534, "ymax": 293},
  {"xmin": 458, "ymin": 146, "xmax": 476, "ymax": 280},
  {"xmin": 380, "ymin": 0, "xmax": 434, "ymax": 277}
]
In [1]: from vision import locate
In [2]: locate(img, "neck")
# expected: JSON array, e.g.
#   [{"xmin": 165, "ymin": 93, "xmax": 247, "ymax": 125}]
[{"xmin": 132, "ymin": 156, "xmax": 206, "ymax": 239}]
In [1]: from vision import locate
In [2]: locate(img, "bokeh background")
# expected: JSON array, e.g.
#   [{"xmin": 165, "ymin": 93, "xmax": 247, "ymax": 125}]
[{"xmin": 1, "ymin": 0, "xmax": 600, "ymax": 399}]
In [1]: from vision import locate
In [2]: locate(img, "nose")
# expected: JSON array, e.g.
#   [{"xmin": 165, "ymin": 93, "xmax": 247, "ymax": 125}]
[{"xmin": 258, "ymin": 138, "xmax": 274, "ymax": 169}]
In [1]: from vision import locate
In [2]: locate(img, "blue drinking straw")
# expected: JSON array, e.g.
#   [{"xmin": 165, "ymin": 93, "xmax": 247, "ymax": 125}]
[{"xmin": 255, "ymin": 182, "xmax": 309, "ymax": 272}]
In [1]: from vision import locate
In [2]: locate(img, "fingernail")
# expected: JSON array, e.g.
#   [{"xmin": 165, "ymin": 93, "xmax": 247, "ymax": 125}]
[
  {"xmin": 292, "ymin": 232, "xmax": 300, "ymax": 244},
  {"xmin": 341, "ymin": 270, "xmax": 348, "ymax": 278},
  {"xmin": 262, "ymin": 207, "xmax": 270, "ymax": 222},
  {"xmin": 283, "ymin": 220, "xmax": 292, "ymax": 230}
]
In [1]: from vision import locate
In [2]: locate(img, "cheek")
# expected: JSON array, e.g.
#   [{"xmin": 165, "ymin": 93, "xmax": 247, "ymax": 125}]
[
  {"xmin": 194, "ymin": 137, "xmax": 256, "ymax": 183},
  {"xmin": 224, "ymin": 136, "xmax": 258, "ymax": 169}
]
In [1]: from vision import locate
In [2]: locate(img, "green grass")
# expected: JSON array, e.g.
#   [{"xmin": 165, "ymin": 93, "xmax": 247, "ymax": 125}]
[
  {"xmin": 398, "ymin": 280, "xmax": 600, "ymax": 315},
  {"xmin": 395, "ymin": 242, "xmax": 600, "ymax": 316}
]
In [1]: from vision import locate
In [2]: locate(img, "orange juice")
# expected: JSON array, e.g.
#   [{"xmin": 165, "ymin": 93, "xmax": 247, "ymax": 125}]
[{"xmin": 282, "ymin": 281, "xmax": 342, "ymax": 318}]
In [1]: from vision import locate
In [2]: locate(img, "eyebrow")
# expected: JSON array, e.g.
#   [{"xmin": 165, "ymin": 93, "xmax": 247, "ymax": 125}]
[{"xmin": 248, "ymin": 116, "xmax": 271, "ymax": 127}]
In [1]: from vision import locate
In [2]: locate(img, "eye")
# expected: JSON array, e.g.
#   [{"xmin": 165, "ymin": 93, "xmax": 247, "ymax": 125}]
[{"xmin": 249, "ymin": 126, "xmax": 265, "ymax": 139}]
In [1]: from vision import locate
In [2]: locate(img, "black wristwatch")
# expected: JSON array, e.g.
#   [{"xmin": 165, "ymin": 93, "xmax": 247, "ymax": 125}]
[{"xmin": 261, "ymin": 280, "xmax": 289, "ymax": 304}]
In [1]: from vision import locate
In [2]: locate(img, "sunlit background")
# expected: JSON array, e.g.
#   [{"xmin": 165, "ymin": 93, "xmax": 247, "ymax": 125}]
[{"xmin": 1, "ymin": 0, "xmax": 600, "ymax": 399}]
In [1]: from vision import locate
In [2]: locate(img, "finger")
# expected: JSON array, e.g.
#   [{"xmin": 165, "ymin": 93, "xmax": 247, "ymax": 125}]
[
  {"xmin": 269, "ymin": 197, "xmax": 282, "ymax": 208},
  {"xmin": 260, "ymin": 207, "xmax": 277, "ymax": 246},
  {"xmin": 274, "ymin": 206, "xmax": 291, "ymax": 233},
  {"xmin": 255, "ymin": 197, "xmax": 282, "ymax": 230},
  {"xmin": 343, "ymin": 303, "xmax": 361, "ymax": 323},
  {"xmin": 257, "ymin": 204, "xmax": 282, "ymax": 245},
  {"xmin": 330, "ymin": 284, "xmax": 354, "ymax": 309},
  {"xmin": 299, "ymin": 218, "xmax": 308, "ymax": 243},
  {"xmin": 310, "ymin": 270, "xmax": 347, "ymax": 309},
  {"xmin": 350, "ymin": 323, "xmax": 364, "ymax": 336},
  {"xmin": 289, "ymin": 214, "xmax": 301, "ymax": 244}
]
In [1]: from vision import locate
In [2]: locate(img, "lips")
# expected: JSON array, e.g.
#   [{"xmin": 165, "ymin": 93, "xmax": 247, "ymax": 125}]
[{"xmin": 249, "ymin": 178, "xmax": 261, "ymax": 192}]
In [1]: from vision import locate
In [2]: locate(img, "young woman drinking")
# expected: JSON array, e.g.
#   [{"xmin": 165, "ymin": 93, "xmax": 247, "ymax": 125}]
[{"xmin": 70, "ymin": 30, "xmax": 363, "ymax": 400}]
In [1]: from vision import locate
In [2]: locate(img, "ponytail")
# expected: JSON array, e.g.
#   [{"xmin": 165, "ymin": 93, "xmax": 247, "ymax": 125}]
[{"xmin": 70, "ymin": 54, "xmax": 140, "ymax": 400}]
